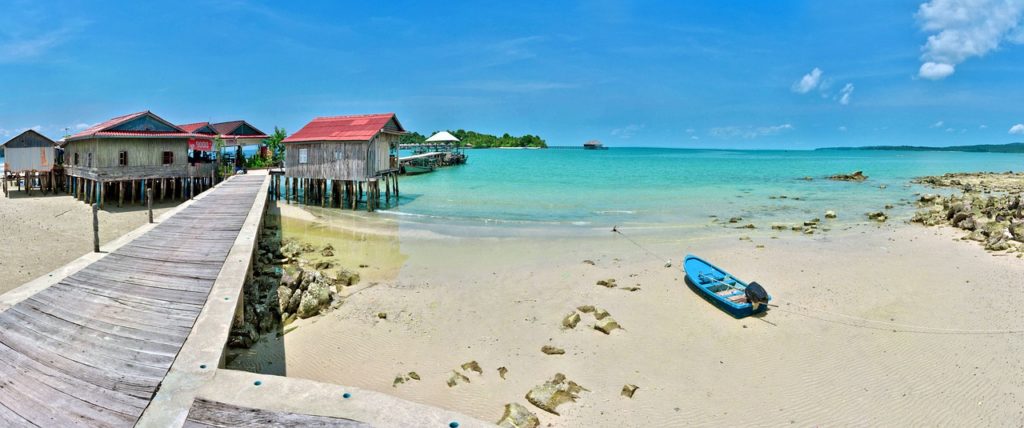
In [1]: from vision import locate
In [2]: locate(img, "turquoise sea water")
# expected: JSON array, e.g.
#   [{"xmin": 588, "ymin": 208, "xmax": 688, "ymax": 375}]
[{"xmin": 381, "ymin": 148, "xmax": 1024, "ymax": 233}]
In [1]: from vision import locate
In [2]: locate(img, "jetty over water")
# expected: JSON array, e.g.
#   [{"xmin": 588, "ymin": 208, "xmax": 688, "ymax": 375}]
[{"xmin": 0, "ymin": 171, "xmax": 483, "ymax": 427}]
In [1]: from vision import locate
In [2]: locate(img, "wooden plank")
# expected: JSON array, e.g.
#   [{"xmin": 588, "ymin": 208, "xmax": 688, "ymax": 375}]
[
  {"xmin": 0, "ymin": 341, "xmax": 149, "ymax": 414},
  {"xmin": 29, "ymin": 285, "xmax": 198, "ymax": 333},
  {"xmin": 4, "ymin": 306, "xmax": 178, "ymax": 363},
  {"xmin": 186, "ymin": 398, "xmax": 369, "ymax": 427},
  {"xmin": 0, "ymin": 173, "xmax": 269, "ymax": 426},
  {"xmin": 0, "ymin": 312, "xmax": 170, "ymax": 379}
]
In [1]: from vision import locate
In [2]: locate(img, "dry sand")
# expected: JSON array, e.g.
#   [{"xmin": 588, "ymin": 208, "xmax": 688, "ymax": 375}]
[
  {"xmin": 0, "ymin": 191, "xmax": 178, "ymax": 292},
  {"xmin": 229, "ymin": 204, "xmax": 1024, "ymax": 426}
]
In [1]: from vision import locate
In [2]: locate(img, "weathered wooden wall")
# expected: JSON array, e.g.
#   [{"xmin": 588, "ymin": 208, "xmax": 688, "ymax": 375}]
[
  {"xmin": 64, "ymin": 137, "xmax": 195, "ymax": 180},
  {"xmin": 284, "ymin": 133, "xmax": 398, "ymax": 180}
]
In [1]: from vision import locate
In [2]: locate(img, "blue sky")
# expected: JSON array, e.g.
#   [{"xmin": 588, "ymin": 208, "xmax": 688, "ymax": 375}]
[{"xmin": 1, "ymin": 0, "xmax": 1023, "ymax": 148}]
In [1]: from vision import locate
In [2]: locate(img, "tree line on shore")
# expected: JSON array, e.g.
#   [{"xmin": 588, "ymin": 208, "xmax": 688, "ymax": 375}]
[{"xmin": 400, "ymin": 129, "xmax": 547, "ymax": 148}]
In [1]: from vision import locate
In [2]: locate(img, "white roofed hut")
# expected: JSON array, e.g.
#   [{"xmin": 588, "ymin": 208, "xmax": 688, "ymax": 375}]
[
  {"xmin": 398, "ymin": 131, "xmax": 468, "ymax": 173},
  {"xmin": 1, "ymin": 129, "xmax": 61, "ymax": 197}
]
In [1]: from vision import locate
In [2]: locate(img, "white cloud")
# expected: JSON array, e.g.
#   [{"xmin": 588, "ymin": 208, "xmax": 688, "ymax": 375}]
[
  {"xmin": 838, "ymin": 83, "xmax": 855, "ymax": 105},
  {"xmin": 1010, "ymin": 123, "xmax": 1024, "ymax": 134},
  {"xmin": 0, "ymin": 128, "xmax": 9, "ymax": 137},
  {"xmin": 74, "ymin": 123, "xmax": 93, "ymax": 130},
  {"xmin": 685, "ymin": 128, "xmax": 695, "ymax": 134},
  {"xmin": 945, "ymin": 127, "xmax": 956, "ymax": 132},
  {"xmin": 918, "ymin": 61, "xmax": 956, "ymax": 79},
  {"xmin": 979, "ymin": 124, "xmax": 988, "ymax": 129},
  {"xmin": 611, "ymin": 124, "xmax": 645, "ymax": 139},
  {"xmin": 710, "ymin": 124, "xmax": 794, "ymax": 139},
  {"xmin": 838, "ymin": 126, "xmax": 848, "ymax": 132},
  {"xmin": 690, "ymin": 135, "xmax": 700, "ymax": 140},
  {"xmin": 792, "ymin": 68, "xmax": 823, "ymax": 93},
  {"xmin": 931, "ymin": 120, "xmax": 945, "ymax": 128},
  {"xmin": 916, "ymin": 0, "xmax": 1024, "ymax": 80}
]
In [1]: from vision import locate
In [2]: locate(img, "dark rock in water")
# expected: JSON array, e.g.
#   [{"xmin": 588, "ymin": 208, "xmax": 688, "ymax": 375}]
[
  {"xmin": 497, "ymin": 403, "xmax": 539, "ymax": 428},
  {"xmin": 335, "ymin": 269, "xmax": 361, "ymax": 287},
  {"xmin": 498, "ymin": 366, "xmax": 509, "ymax": 379},
  {"xmin": 866, "ymin": 211, "xmax": 887, "ymax": 222},
  {"xmin": 377, "ymin": 312, "xmax": 387, "ymax": 319},
  {"xmin": 828, "ymin": 170, "xmax": 868, "ymax": 181},
  {"xmin": 525, "ymin": 373, "xmax": 587, "ymax": 416},
  {"xmin": 593, "ymin": 308, "xmax": 611, "ymax": 320},
  {"xmin": 408, "ymin": 371, "xmax": 420, "ymax": 380},
  {"xmin": 740, "ymin": 223, "xmax": 756, "ymax": 229},
  {"xmin": 596, "ymin": 278, "xmax": 617, "ymax": 288},
  {"xmin": 577, "ymin": 305, "xmax": 596, "ymax": 313},
  {"xmin": 314, "ymin": 260, "xmax": 333, "ymax": 270},
  {"xmin": 321, "ymin": 249, "xmax": 334, "ymax": 257},
  {"xmin": 392, "ymin": 375, "xmax": 406, "ymax": 388},
  {"xmin": 621, "ymin": 384, "xmax": 639, "ymax": 398},
  {"xmin": 728, "ymin": 217, "xmax": 742, "ymax": 223},
  {"xmin": 582, "ymin": 259, "xmax": 596, "ymax": 265}
]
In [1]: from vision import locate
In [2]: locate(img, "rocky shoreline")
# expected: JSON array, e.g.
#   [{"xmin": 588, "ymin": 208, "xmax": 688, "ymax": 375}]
[
  {"xmin": 910, "ymin": 172, "xmax": 1024, "ymax": 256},
  {"xmin": 228, "ymin": 217, "xmax": 362, "ymax": 349}
]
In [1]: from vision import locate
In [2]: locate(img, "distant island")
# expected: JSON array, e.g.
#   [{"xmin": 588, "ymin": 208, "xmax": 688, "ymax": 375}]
[
  {"xmin": 401, "ymin": 129, "xmax": 547, "ymax": 148},
  {"xmin": 818, "ymin": 142, "xmax": 1024, "ymax": 153}
]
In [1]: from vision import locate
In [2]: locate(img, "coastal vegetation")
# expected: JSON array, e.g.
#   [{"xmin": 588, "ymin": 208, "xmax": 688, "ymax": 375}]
[
  {"xmin": 401, "ymin": 129, "xmax": 547, "ymax": 148},
  {"xmin": 820, "ymin": 142, "xmax": 1024, "ymax": 153}
]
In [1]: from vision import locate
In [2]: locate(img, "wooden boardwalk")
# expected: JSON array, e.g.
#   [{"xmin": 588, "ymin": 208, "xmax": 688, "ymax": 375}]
[{"xmin": 0, "ymin": 174, "xmax": 267, "ymax": 427}]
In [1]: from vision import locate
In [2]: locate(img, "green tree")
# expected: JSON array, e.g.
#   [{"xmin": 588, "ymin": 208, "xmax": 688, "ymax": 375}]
[{"xmin": 264, "ymin": 127, "xmax": 287, "ymax": 163}]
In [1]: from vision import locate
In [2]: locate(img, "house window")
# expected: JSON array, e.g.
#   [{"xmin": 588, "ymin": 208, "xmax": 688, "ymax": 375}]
[
  {"xmin": 73, "ymin": 152, "xmax": 79, "ymax": 166},
  {"xmin": 334, "ymin": 151, "xmax": 343, "ymax": 161},
  {"xmin": 162, "ymin": 151, "xmax": 174, "ymax": 165},
  {"xmin": 118, "ymin": 151, "xmax": 128, "ymax": 166},
  {"xmin": 86, "ymin": 153, "xmax": 93, "ymax": 168},
  {"xmin": 299, "ymin": 148, "xmax": 309, "ymax": 164}
]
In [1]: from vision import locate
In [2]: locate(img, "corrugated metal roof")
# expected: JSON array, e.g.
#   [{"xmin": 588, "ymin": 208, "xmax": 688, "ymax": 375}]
[
  {"xmin": 283, "ymin": 113, "xmax": 404, "ymax": 143},
  {"xmin": 211, "ymin": 120, "xmax": 268, "ymax": 139},
  {"xmin": 64, "ymin": 110, "xmax": 193, "ymax": 143},
  {"xmin": 178, "ymin": 122, "xmax": 215, "ymax": 134}
]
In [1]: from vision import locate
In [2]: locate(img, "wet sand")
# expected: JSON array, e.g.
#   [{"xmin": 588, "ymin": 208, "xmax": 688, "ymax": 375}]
[
  {"xmin": 232, "ymin": 202, "xmax": 1024, "ymax": 426},
  {"xmin": 0, "ymin": 192, "xmax": 178, "ymax": 292}
]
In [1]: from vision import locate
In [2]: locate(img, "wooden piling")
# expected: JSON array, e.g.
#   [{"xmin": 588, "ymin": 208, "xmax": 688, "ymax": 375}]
[
  {"xmin": 92, "ymin": 204, "xmax": 100, "ymax": 253},
  {"xmin": 147, "ymin": 188, "xmax": 153, "ymax": 223}
]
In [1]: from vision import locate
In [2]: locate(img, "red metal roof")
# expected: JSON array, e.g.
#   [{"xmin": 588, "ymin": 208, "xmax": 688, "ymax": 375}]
[
  {"xmin": 178, "ymin": 122, "xmax": 214, "ymax": 134},
  {"xmin": 65, "ymin": 110, "xmax": 194, "ymax": 143},
  {"xmin": 283, "ymin": 113, "xmax": 404, "ymax": 143}
]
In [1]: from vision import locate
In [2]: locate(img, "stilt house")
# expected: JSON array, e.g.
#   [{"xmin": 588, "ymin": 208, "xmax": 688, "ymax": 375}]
[
  {"xmin": 278, "ymin": 113, "xmax": 404, "ymax": 211},
  {"xmin": 61, "ymin": 110, "xmax": 218, "ymax": 207},
  {"xmin": 1, "ymin": 129, "xmax": 60, "ymax": 196}
]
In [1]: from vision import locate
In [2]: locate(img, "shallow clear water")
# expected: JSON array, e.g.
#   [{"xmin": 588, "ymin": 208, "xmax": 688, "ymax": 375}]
[{"xmin": 379, "ymin": 148, "xmax": 1024, "ymax": 232}]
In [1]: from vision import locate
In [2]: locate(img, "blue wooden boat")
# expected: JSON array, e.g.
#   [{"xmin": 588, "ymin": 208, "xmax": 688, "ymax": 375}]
[{"xmin": 683, "ymin": 254, "xmax": 770, "ymax": 318}]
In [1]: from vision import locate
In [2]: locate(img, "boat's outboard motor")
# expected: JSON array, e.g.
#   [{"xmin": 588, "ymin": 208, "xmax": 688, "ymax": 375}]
[{"xmin": 745, "ymin": 281, "xmax": 769, "ymax": 310}]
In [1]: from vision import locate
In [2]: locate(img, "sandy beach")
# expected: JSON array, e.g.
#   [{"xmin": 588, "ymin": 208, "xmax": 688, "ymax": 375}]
[
  {"xmin": 0, "ymin": 192, "xmax": 178, "ymax": 292},
  {"xmin": 228, "ymin": 202, "xmax": 1024, "ymax": 426}
]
